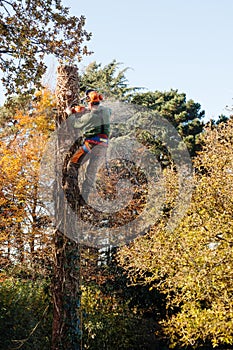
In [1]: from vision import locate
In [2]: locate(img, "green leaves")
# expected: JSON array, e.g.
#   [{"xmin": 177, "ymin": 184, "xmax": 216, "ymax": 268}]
[
  {"xmin": 0, "ymin": 274, "xmax": 51, "ymax": 349},
  {"xmin": 79, "ymin": 60, "xmax": 140, "ymax": 101},
  {"xmin": 0, "ymin": 0, "xmax": 92, "ymax": 95},
  {"xmin": 132, "ymin": 89, "xmax": 205, "ymax": 156}
]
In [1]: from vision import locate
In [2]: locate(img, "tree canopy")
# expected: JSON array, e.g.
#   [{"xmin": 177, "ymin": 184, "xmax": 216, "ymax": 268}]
[
  {"xmin": 0, "ymin": 89, "xmax": 55, "ymax": 266},
  {"xmin": 79, "ymin": 60, "xmax": 141, "ymax": 100},
  {"xmin": 118, "ymin": 119, "xmax": 233, "ymax": 349},
  {"xmin": 132, "ymin": 89, "xmax": 205, "ymax": 156},
  {"xmin": 0, "ymin": 0, "xmax": 92, "ymax": 95}
]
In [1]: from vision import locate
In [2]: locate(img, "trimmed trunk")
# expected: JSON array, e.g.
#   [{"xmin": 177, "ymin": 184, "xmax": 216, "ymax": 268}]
[{"xmin": 52, "ymin": 65, "xmax": 82, "ymax": 350}]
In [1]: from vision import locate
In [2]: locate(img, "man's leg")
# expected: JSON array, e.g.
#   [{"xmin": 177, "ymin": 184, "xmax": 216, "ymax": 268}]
[
  {"xmin": 81, "ymin": 145, "xmax": 107, "ymax": 203},
  {"xmin": 64, "ymin": 146, "xmax": 89, "ymax": 200}
]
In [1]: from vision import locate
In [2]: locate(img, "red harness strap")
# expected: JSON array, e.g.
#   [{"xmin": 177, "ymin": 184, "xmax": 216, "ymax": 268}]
[{"xmin": 85, "ymin": 134, "xmax": 108, "ymax": 146}]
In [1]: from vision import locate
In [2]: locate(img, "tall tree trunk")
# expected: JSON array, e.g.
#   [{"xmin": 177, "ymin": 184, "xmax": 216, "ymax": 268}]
[{"xmin": 52, "ymin": 65, "xmax": 82, "ymax": 350}]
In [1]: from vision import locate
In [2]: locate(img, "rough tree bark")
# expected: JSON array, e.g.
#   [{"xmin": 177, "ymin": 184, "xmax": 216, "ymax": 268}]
[{"xmin": 52, "ymin": 65, "xmax": 82, "ymax": 350}]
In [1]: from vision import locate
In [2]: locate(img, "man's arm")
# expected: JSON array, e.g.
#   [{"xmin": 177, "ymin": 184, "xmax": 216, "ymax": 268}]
[{"xmin": 66, "ymin": 105, "xmax": 91, "ymax": 130}]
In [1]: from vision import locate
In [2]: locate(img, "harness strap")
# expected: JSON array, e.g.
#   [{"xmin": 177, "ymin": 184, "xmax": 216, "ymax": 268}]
[
  {"xmin": 86, "ymin": 134, "xmax": 108, "ymax": 146},
  {"xmin": 70, "ymin": 134, "xmax": 108, "ymax": 164},
  {"xmin": 82, "ymin": 141, "xmax": 92, "ymax": 153}
]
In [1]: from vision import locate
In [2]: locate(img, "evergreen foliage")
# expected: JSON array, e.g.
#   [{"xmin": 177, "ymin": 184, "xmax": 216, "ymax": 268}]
[{"xmin": 131, "ymin": 89, "xmax": 205, "ymax": 156}]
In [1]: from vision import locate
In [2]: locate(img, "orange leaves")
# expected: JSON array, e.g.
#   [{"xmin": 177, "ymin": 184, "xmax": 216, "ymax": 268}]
[{"xmin": 0, "ymin": 88, "xmax": 55, "ymax": 264}]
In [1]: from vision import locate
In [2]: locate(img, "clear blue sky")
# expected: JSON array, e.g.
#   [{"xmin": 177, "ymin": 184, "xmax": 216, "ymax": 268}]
[{"xmin": 62, "ymin": 0, "xmax": 233, "ymax": 121}]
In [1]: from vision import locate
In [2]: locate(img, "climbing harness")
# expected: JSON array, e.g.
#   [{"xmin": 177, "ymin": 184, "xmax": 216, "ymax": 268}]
[{"xmin": 70, "ymin": 134, "xmax": 108, "ymax": 165}]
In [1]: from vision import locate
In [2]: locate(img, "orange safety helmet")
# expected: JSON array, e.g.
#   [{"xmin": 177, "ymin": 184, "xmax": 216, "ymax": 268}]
[{"xmin": 85, "ymin": 89, "xmax": 103, "ymax": 104}]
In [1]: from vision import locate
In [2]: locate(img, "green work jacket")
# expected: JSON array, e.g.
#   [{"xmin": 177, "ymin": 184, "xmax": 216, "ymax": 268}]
[{"xmin": 73, "ymin": 105, "xmax": 111, "ymax": 138}]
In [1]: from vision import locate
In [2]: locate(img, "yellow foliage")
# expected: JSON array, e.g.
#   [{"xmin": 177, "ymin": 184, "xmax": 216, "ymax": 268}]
[
  {"xmin": 118, "ymin": 119, "xmax": 233, "ymax": 348},
  {"xmin": 0, "ymin": 88, "xmax": 55, "ymax": 265}
]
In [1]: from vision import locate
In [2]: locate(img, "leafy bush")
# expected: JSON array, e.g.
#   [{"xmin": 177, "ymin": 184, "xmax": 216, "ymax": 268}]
[
  {"xmin": 0, "ymin": 274, "xmax": 52, "ymax": 350},
  {"xmin": 81, "ymin": 284, "xmax": 159, "ymax": 350}
]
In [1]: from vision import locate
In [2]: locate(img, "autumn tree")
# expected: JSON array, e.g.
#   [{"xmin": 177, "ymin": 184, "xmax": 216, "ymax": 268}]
[
  {"xmin": 118, "ymin": 119, "xmax": 233, "ymax": 349},
  {"xmin": 0, "ymin": 89, "xmax": 55, "ymax": 266},
  {"xmin": 0, "ymin": 0, "xmax": 91, "ymax": 95}
]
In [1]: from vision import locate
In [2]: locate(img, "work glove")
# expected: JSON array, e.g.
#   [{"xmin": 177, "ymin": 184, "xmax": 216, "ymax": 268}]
[
  {"xmin": 65, "ymin": 106, "xmax": 73, "ymax": 116},
  {"xmin": 66, "ymin": 105, "xmax": 86, "ymax": 115}
]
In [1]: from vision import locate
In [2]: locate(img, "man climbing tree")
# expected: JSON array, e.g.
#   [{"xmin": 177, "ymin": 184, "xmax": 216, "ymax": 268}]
[{"xmin": 65, "ymin": 89, "xmax": 111, "ymax": 205}]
